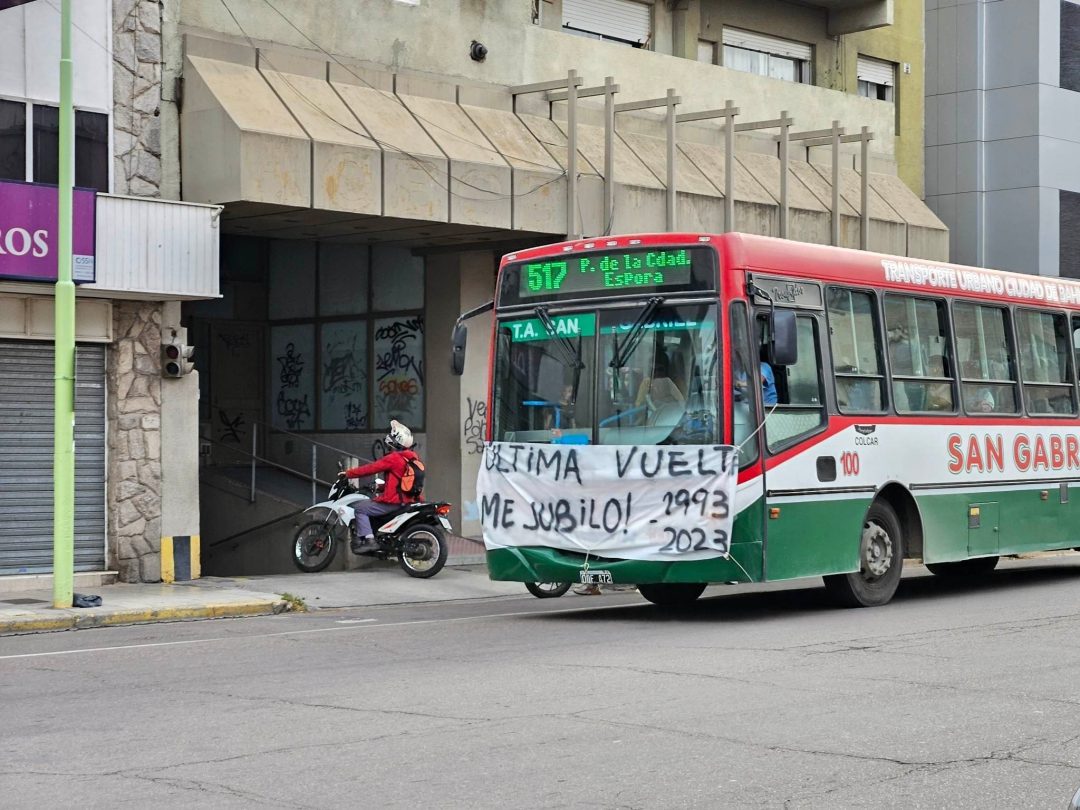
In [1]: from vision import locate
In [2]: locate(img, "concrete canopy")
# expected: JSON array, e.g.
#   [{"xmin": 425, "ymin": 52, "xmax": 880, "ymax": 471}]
[{"xmin": 179, "ymin": 37, "xmax": 945, "ymax": 259}]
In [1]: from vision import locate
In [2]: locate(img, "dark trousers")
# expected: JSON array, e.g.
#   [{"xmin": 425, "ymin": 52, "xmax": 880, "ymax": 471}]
[{"xmin": 354, "ymin": 500, "xmax": 400, "ymax": 537}]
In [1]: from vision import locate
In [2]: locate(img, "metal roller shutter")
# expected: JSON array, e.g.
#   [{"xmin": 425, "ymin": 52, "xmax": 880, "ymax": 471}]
[
  {"xmin": 563, "ymin": 0, "xmax": 651, "ymax": 44},
  {"xmin": 857, "ymin": 56, "xmax": 896, "ymax": 86},
  {"xmin": 722, "ymin": 27, "xmax": 813, "ymax": 61},
  {"xmin": 0, "ymin": 341, "xmax": 106, "ymax": 574}
]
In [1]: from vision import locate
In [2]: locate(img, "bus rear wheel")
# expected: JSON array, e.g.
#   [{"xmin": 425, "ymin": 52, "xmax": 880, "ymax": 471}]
[
  {"xmin": 824, "ymin": 500, "xmax": 904, "ymax": 608},
  {"xmin": 926, "ymin": 556, "xmax": 999, "ymax": 577},
  {"xmin": 637, "ymin": 583, "xmax": 706, "ymax": 606}
]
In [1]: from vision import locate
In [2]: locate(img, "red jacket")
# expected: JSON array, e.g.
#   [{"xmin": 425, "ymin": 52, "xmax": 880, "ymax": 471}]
[{"xmin": 345, "ymin": 450, "xmax": 420, "ymax": 505}]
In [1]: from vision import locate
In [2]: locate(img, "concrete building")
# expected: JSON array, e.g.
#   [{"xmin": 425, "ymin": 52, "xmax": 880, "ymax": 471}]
[
  {"xmin": 926, "ymin": 0, "xmax": 1080, "ymax": 277},
  {"xmin": 0, "ymin": 0, "xmax": 217, "ymax": 583},
  {"xmin": 0, "ymin": 0, "xmax": 953, "ymax": 585},
  {"xmin": 26, "ymin": 0, "xmax": 942, "ymax": 574}
]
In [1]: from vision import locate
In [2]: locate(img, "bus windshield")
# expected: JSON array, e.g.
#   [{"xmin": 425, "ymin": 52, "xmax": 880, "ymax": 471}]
[{"xmin": 491, "ymin": 302, "xmax": 719, "ymax": 445}]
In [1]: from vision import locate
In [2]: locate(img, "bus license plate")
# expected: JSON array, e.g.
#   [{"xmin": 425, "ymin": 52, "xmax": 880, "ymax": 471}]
[{"xmin": 579, "ymin": 570, "xmax": 613, "ymax": 585}]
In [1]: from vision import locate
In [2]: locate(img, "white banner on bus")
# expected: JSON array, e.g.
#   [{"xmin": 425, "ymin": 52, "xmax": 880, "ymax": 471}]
[{"xmin": 477, "ymin": 442, "xmax": 739, "ymax": 562}]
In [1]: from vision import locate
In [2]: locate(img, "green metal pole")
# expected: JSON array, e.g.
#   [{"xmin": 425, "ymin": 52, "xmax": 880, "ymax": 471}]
[{"xmin": 53, "ymin": 0, "xmax": 75, "ymax": 609}]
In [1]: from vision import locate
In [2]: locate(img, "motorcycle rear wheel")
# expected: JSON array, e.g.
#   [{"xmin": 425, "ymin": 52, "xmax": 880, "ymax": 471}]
[
  {"xmin": 292, "ymin": 520, "xmax": 339, "ymax": 573},
  {"xmin": 525, "ymin": 582, "xmax": 572, "ymax": 598},
  {"xmin": 398, "ymin": 524, "xmax": 448, "ymax": 578}
]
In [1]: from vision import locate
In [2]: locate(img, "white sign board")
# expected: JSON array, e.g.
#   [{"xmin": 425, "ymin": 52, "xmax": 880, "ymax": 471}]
[{"xmin": 478, "ymin": 443, "xmax": 739, "ymax": 562}]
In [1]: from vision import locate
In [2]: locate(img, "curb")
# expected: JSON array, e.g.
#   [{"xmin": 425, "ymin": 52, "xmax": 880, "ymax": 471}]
[{"xmin": 0, "ymin": 600, "xmax": 288, "ymax": 636}]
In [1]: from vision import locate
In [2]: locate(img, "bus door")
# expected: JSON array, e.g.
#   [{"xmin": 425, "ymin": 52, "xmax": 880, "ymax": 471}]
[
  {"xmin": 750, "ymin": 293, "xmax": 836, "ymax": 581},
  {"xmin": 728, "ymin": 301, "xmax": 767, "ymax": 577}
]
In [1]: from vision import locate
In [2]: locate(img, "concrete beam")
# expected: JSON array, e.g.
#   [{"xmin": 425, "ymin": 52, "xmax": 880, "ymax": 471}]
[{"xmin": 827, "ymin": 0, "xmax": 893, "ymax": 36}]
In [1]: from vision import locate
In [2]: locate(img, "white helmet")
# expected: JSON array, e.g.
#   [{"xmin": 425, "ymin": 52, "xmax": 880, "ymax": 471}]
[{"xmin": 386, "ymin": 419, "xmax": 414, "ymax": 450}]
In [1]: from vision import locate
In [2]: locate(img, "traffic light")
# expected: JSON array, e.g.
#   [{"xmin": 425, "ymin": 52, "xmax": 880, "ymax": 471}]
[{"xmin": 162, "ymin": 335, "xmax": 194, "ymax": 378}]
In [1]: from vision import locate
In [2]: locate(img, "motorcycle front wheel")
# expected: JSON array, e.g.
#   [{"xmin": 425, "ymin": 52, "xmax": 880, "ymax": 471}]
[
  {"xmin": 525, "ymin": 582, "xmax": 572, "ymax": 598},
  {"xmin": 398, "ymin": 524, "xmax": 448, "ymax": 579},
  {"xmin": 292, "ymin": 520, "xmax": 339, "ymax": 573}
]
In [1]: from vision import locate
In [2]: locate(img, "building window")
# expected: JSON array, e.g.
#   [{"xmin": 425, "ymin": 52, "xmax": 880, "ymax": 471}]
[
  {"xmin": 1064, "ymin": 1, "xmax": 1080, "ymax": 92},
  {"xmin": 0, "ymin": 99, "xmax": 26, "ymax": 182},
  {"xmin": 857, "ymin": 56, "xmax": 896, "ymax": 102},
  {"xmin": 267, "ymin": 241, "xmax": 425, "ymax": 433},
  {"xmin": 722, "ymin": 28, "xmax": 812, "ymax": 83},
  {"xmin": 562, "ymin": 0, "xmax": 651, "ymax": 48},
  {"xmin": 1061, "ymin": 190, "xmax": 1080, "ymax": 279},
  {"xmin": 0, "ymin": 101, "xmax": 108, "ymax": 191},
  {"xmin": 697, "ymin": 39, "xmax": 716, "ymax": 65}
]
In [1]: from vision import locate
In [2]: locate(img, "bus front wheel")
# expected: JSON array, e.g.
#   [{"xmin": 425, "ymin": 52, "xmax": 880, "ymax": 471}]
[
  {"xmin": 824, "ymin": 500, "xmax": 904, "ymax": 608},
  {"xmin": 637, "ymin": 583, "xmax": 707, "ymax": 606}
]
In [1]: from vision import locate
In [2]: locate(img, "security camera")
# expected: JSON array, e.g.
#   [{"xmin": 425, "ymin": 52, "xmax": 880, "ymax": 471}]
[{"xmin": 470, "ymin": 40, "xmax": 488, "ymax": 62}]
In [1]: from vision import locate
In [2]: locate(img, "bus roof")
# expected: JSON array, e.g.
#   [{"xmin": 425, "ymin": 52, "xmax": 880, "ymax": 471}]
[{"xmin": 501, "ymin": 233, "xmax": 1080, "ymax": 311}]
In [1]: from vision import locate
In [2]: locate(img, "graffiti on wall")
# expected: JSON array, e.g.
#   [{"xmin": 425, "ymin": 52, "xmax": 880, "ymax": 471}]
[
  {"xmin": 463, "ymin": 397, "xmax": 486, "ymax": 455},
  {"xmin": 271, "ymin": 326, "xmax": 315, "ymax": 431},
  {"xmin": 218, "ymin": 409, "xmax": 245, "ymax": 444},
  {"xmin": 373, "ymin": 316, "xmax": 424, "ymax": 427},
  {"xmin": 321, "ymin": 326, "xmax": 368, "ymax": 430}
]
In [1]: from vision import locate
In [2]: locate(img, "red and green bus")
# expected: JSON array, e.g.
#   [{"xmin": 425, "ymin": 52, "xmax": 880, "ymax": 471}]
[{"xmin": 452, "ymin": 232, "xmax": 1080, "ymax": 607}]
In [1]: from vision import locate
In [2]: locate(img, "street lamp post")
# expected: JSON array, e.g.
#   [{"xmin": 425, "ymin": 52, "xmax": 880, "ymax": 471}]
[{"xmin": 53, "ymin": 0, "xmax": 75, "ymax": 608}]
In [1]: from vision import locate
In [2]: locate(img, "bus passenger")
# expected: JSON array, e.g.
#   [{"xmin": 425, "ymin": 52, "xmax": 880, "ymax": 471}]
[
  {"xmin": 636, "ymin": 352, "xmax": 685, "ymax": 409},
  {"xmin": 967, "ymin": 387, "xmax": 995, "ymax": 413},
  {"xmin": 760, "ymin": 362, "xmax": 778, "ymax": 406}
]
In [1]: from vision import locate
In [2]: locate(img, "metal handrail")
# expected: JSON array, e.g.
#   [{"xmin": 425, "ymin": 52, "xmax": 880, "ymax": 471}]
[
  {"xmin": 249, "ymin": 418, "xmax": 378, "ymax": 465},
  {"xmin": 205, "ymin": 505, "xmax": 308, "ymax": 550},
  {"xmin": 203, "ymin": 430, "xmax": 345, "ymax": 504}
]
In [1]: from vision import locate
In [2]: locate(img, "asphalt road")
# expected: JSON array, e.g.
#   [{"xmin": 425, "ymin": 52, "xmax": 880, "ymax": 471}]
[{"xmin": 3, "ymin": 557, "xmax": 1080, "ymax": 809}]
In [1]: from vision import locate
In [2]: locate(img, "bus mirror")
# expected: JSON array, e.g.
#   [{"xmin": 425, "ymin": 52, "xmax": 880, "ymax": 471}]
[
  {"xmin": 769, "ymin": 309, "xmax": 798, "ymax": 366},
  {"xmin": 450, "ymin": 323, "xmax": 468, "ymax": 376}
]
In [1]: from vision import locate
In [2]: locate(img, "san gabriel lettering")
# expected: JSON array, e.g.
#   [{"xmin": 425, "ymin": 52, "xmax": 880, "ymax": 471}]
[{"xmin": 947, "ymin": 432, "xmax": 1080, "ymax": 474}]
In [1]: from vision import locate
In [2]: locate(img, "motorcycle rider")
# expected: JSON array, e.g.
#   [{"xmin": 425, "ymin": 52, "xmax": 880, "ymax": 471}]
[{"xmin": 342, "ymin": 420, "xmax": 423, "ymax": 553}]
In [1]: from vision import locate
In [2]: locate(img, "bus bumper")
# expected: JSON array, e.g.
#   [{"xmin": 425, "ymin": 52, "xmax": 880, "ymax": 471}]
[{"xmin": 486, "ymin": 544, "xmax": 763, "ymax": 585}]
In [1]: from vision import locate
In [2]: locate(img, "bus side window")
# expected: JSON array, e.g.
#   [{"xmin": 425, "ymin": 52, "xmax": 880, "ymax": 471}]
[
  {"xmin": 1017, "ymin": 309, "xmax": 1076, "ymax": 416},
  {"xmin": 758, "ymin": 313, "xmax": 827, "ymax": 452},
  {"xmin": 730, "ymin": 301, "xmax": 759, "ymax": 467},
  {"xmin": 884, "ymin": 294, "xmax": 955, "ymax": 413},
  {"xmin": 953, "ymin": 302, "xmax": 1018, "ymax": 415},
  {"xmin": 825, "ymin": 287, "xmax": 886, "ymax": 413},
  {"xmin": 1072, "ymin": 316, "xmax": 1080, "ymax": 387}
]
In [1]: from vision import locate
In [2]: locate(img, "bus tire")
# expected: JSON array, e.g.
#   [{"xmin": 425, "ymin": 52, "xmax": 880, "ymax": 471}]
[
  {"xmin": 637, "ymin": 583, "xmax": 706, "ymax": 606},
  {"xmin": 823, "ymin": 500, "xmax": 904, "ymax": 608},
  {"xmin": 926, "ymin": 556, "xmax": 999, "ymax": 577}
]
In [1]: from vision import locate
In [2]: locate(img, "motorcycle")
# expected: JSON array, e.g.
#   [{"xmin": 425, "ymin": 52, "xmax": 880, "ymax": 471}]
[
  {"xmin": 525, "ymin": 582, "xmax": 571, "ymax": 598},
  {"xmin": 292, "ymin": 470, "xmax": 451, "ymax": 578}
]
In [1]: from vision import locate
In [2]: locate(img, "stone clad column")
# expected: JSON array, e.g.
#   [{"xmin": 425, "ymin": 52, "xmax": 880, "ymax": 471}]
[{"xmin": 108, "ymin": 302, "xmax": 164, "ymax": 582}]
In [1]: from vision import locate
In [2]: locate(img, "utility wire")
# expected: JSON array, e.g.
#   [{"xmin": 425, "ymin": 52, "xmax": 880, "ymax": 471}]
[
  {"xmin": 257, "ymin": 0, "xmax": 566, "ymax": 175},
  {"xmin": 219, "ymin": 0, "xmax": 566, "ymax": 201}
]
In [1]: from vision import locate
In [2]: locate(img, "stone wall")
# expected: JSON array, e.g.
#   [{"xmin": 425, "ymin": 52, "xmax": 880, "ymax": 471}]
[
  {"xmin": 108, "ymin": 302, "xmax": 164, "ymax": 582},
  {"xmin": 113, "ymin": 0, "xmax": 163, "ymax": 196}
]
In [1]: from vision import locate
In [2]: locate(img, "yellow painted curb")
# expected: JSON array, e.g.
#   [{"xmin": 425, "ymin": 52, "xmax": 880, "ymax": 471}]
[
  {"xmin": 0, "ymin": 616, "xmax": 77, "ymax": 634},
  {"xmin": 0, "ymin": 600, "xmax": 287, "ymax": 636}
]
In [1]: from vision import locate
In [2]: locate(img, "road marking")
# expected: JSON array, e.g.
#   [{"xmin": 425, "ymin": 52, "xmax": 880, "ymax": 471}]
[
  {"xmin": 0, "ymin": 602, "xmax": 637, "ymax": 661},
  {"xmin": 335, "ymin": 618, "xmax": 376, "ymax": 624}
]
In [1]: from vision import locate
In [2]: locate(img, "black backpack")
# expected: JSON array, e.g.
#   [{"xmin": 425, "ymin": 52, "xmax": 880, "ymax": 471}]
[{"xmin": 399, "ymin": 456, "xmax": 426, "ymax": 498}]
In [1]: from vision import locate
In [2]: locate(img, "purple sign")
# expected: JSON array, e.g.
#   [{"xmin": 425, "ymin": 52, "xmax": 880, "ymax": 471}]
[{"xmin": 0, "ymin": 180, "xmax": 96, "ymax": 284}]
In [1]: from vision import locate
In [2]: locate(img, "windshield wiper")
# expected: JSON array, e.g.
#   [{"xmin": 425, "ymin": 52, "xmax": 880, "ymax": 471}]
[
  {"xmin": 609, "ymin": 296, "xmax": 664, "ymax": 370},
  {"xmin": 534, "ymin": 306, "xmax": 585, "ymax": 370}
]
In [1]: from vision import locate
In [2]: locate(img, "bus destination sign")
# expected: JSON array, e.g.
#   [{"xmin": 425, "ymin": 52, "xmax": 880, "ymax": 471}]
[{"xmin": 519, "ymin": 248, "xmax": 695, "ymax": 298}]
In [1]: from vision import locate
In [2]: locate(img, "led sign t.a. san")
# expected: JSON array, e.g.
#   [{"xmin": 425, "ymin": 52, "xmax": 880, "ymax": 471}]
[{"xmin": 518, "ymin": 248, "xmax": 695, "ymax": 298}]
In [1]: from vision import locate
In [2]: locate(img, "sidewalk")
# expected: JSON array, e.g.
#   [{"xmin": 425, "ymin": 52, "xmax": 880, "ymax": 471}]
[{"xmin": 0, "ymin": 566, "xmax": 526, "ymax": 636}]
